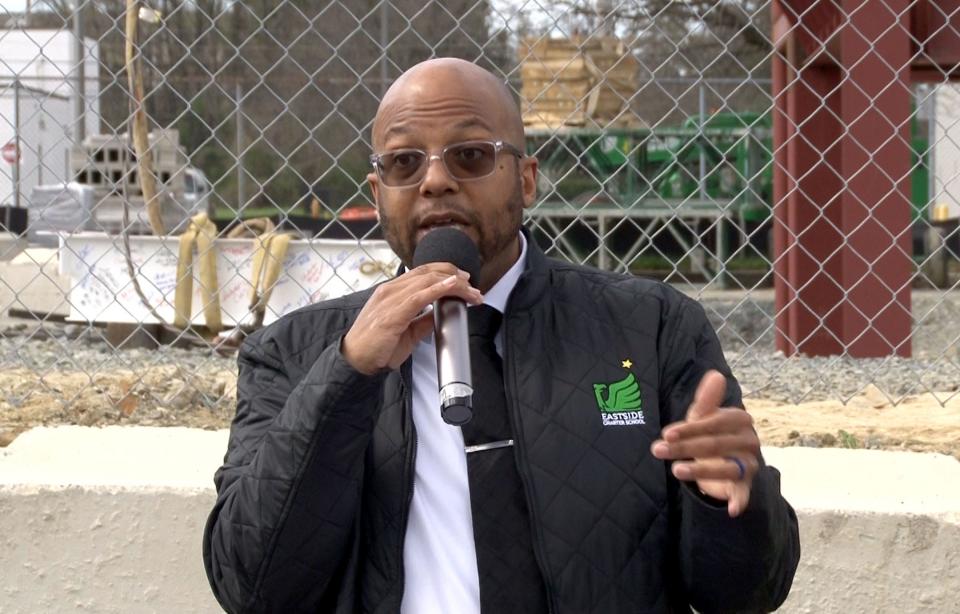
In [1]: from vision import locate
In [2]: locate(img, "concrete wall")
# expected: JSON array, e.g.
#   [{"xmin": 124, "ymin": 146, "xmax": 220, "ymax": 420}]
[
  {"xmin": 2, "ymin": 487, "xmax": 216, "ymax": 613},
  {"xmin": 771, "ymin": 447, "xmax": 960, "ymax": 613},
  {"xmin": 1, "ymin": 427, "xmax": 224, "ymax": 613},
  {"xmin": 0, "ymin": 247, "xmax": 72, "ymax": 318},
  {"xmin": 2, "ymin": 427, "xmax": 959, "ymax": 613}
]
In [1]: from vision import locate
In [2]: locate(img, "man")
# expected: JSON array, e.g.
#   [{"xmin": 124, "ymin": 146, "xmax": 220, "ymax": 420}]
[{"xmin": 203, "ymin": 58, "xmax": 800, "ymax": 613}]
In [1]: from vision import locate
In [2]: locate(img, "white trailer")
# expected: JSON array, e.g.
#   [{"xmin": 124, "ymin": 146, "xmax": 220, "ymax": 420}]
[
  {"xmin": 0, "ymin": 84, "xmax": 71, "ymax": 207},
  {"xmin": 1, "ymin": 28, "xmax": 100, "ymax": 208},
  {"xmin": 933, "ymin": 83, "xmax": 960, "ymax": 223},
  {"xmin": 0, "ymin": 29, "xmax": 100, "ymax": 139}
]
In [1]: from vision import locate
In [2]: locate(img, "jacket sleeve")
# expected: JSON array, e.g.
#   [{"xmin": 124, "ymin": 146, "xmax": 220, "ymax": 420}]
[
  {"xmin": 202, "ymin": 328, "xmax": 385, "ymax": 613},
  {"xmin": 659, "ymin": 297, "xmax": 801, "ymax": 613}
]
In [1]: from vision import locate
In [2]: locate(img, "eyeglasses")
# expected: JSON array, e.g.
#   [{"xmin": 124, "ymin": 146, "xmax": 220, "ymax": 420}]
[{"xmin": 370, "ymin": 139, "xmax": 524, "ymax": 188}]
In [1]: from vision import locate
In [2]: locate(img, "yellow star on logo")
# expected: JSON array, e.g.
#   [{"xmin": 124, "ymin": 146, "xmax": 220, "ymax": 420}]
[{"xmin": 621, "ymin": 359, "xmax": 633, "ymax": 369}]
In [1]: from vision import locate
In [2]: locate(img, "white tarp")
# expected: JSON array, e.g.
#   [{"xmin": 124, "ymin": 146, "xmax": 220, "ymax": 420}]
[
  {"xmin": 58, "ymin": 233, "xmax": 398, "ymax": 326},
  {"xmin": 26, "ymin": 183, "xmax": 95, "ymax": 245}
]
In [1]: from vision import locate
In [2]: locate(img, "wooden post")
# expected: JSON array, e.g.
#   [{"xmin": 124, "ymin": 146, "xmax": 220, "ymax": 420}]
[{"xmin": 125, "ymin": 0, "xmax": 164, "ymax": 236}]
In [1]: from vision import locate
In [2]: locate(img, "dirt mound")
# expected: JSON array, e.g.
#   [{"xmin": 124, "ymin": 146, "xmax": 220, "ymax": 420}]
[
  {"xmin": 748, "ymin": 385, "xmax": 960, "ymax": 460},
  {"xmin": 3, "ymin": 369, "xmax": 959, "ymax": 462}
]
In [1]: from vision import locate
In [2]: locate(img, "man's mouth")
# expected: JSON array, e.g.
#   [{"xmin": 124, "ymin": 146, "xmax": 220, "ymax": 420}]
[{"xmin": 415, "ymin": 214, "xmax": 471, "ymax": 239}]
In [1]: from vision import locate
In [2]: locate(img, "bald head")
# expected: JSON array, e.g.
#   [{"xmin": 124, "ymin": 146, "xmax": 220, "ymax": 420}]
[{"xmin": 372, "ymin": 58, "xmax": 525, "ymax": 150}]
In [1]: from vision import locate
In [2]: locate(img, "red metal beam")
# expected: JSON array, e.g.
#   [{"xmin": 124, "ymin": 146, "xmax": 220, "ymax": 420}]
[
  {"xmin": 779, "ymin": 0, "xmax": 960, "ymax": 79},
  {"xmin": 777, "ymin": 0, "xmax": 844, "ymax": 60},
  {"xmin": 912, "ymin": 0, "xmax": 960, "ymax": 69},
  {"xmin": 773, "ymin": 0, "xmax": 913, "ymax": 357},
  {"xmin": 836, "ymin": 0, "xmax": 913, "ymax": 356}
]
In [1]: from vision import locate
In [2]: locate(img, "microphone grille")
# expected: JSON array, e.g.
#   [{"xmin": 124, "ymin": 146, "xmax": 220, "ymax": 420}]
[{"xmin": 412, "ymin": 227, "xmax": 482, "ymax": 289}]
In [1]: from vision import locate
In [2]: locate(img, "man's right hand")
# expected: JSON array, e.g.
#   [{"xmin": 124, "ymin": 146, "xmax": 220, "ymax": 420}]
[{"xmin": 341, "ymin": 263, "xmax": 483, "ymax": 375}]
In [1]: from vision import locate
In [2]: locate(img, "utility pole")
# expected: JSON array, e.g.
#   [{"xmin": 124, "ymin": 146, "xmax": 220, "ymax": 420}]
[
  {"xmin": 13, "ymin": 79, "xmax": 21, "ymax": 210},
  {"xmin": 698, "ymin": 82, "xmax": 707, "ymax": 201},
  {"xmin": 236, "ymin": 81, "xmax": 244, "ymax": 211},
  {"xmin": 380, "ymin": 1, "xmax": 388, "ymax": 97},
  {"xmin": 74, "ymin": 1, "xmax": 86, "ymax": 142}
]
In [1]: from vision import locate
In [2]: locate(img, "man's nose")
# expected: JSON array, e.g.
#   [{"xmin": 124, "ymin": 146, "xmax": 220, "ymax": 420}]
[{"xmin": 419, "ymin": 154, "xmax": 458, "ymax": 196}]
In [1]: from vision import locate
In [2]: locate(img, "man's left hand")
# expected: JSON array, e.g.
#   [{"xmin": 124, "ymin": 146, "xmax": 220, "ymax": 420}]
[{"xmin": 651, "ymin": 370, "xmax": 760, "ymax": 517}]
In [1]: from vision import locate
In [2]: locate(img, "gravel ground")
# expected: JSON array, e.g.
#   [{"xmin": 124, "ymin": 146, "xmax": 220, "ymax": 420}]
[
  {"xmin": 703, "ymin": 289, "xmax": 960, "ymax": 404},
  {"xmin": 0, "ymin": 323, "xmax": 237, "ymax": 436},
  {"xmin": 1, "ymin": 288, "xmax": 959, "ymax": 440}
]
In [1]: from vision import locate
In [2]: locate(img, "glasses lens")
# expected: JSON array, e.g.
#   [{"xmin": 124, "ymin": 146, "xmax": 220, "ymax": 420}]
[
  {"xmin": 379, "ymin": 150, "xmax": 426, "ymax": 186},
  {"xmin": 444, "ymin": 142, "xmax": 497, "ymax": 180}
]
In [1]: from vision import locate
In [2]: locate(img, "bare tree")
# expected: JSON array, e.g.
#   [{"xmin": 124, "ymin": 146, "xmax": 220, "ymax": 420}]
[{"xmin": 9, "ymin": 1, "xmax": 509, "ymax": 214}]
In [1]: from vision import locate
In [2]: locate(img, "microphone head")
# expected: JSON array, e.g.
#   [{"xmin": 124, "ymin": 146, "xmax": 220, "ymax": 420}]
[{"xmin": 412, "ymin": 227, "xmax": 482, "ymax": 289}]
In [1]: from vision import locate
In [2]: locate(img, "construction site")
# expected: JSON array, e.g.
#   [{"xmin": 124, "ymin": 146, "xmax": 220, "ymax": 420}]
[{"xmin": 2, "ymin": 1, "xmax": 960, "ymax": 612}]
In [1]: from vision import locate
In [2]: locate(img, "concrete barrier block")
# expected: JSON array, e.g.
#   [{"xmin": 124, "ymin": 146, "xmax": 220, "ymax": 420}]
[
  {"xmin": 1, "ymin": 429, "xmax": 958, "ymax": 613},
  {"xmin": 1, "ymin": 486, "xmax": 219, "ymax": 613},
  {"xmin": 785, "ymin": 510, "xmax": 960, "ymax": 613},
  {"xmin": 764, "ymin": 447, "xmax": 960, "ymax": 613},
  {"xmin": 1, "ymin": 427, "xmax": 225, "ymax": 613}
]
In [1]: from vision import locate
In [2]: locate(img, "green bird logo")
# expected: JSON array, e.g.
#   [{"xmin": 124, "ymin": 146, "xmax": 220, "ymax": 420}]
[{"xmin": 593, "ymin": 372, "xmax": 642, "ymax": 413}]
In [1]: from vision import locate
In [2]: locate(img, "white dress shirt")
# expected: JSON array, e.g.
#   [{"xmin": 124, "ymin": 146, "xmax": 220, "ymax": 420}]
[{"xmin": 400, "ymin": 232, "xmax": 528, "ymax": 614}]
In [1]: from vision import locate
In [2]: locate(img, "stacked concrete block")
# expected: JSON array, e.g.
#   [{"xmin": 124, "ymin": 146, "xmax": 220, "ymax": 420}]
[{"xmin": 69, "ymin": 130, "xmax": 192, "ymax": 233}]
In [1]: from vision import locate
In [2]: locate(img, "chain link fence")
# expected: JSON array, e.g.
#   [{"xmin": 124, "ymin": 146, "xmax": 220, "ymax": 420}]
[{"xmin": 1, "ymin": 0, "xmax": 959, "ymax": 438}]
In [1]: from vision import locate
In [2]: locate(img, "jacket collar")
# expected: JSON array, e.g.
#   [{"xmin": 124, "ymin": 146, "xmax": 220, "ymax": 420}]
[{"xmin": 508, "ymin": 226, "xmax": 550, "ymax": 313}]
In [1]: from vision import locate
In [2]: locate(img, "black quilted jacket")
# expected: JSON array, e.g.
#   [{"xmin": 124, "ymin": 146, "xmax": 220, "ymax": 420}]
[{"xmin": 203, "ymin": 234, "xmax": 800, "ymax": 614}]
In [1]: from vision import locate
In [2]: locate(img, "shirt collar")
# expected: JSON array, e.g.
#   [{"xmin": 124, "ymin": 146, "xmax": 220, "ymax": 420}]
[{"xmin": 478, "ymin": 231, "xmax": 527, "ymax": 315}]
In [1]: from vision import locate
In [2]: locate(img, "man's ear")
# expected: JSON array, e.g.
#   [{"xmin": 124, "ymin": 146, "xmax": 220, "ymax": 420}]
[{"xmin": 520, "ymin": 156, "xmax": 538, "ymax": 209}]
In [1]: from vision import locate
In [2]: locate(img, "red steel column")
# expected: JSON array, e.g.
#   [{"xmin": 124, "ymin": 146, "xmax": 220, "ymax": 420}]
[
  {"xmin": 772, "ymin": 9, "xmax": 792, "ymax": 355},
  {"xmin": 772, "ymin": 0, "xmax": 913, "ymax": 357},
  {"xmin": 789, "ymin": 61, "xmax": 845, "ymax": 355},
  {"xmin": 833, "ymin": 0, "xmax": 912, "ymax": 356}
]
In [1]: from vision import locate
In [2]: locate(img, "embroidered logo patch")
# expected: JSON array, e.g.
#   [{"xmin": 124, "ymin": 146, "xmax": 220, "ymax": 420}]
[{"xmin": 593, "ymin": 360, "xmax": 645, "ymax": 426}]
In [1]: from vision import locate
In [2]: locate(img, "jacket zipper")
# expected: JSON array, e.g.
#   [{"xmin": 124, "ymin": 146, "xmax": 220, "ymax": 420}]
[
  {"xmin": 396, "ymin": 362, "xmax": 417, "ymax": 607},
  {"xmin": 502, "ymin": 304, "xmax": 558, "ymax": 614}
]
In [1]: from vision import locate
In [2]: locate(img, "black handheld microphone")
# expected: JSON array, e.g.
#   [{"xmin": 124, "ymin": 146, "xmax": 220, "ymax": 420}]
[{"xmin": 412, "ymin": 227, "xmax": 481, "ymax": 425}]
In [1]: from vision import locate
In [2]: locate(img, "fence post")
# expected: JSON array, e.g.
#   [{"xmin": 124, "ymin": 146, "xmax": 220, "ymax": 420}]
[
  {"xmin": 13, "ymin": 78, "xmax": 21, "ymax": 210},
  {"xmin": 380, "ymin": 1, "xmax": 389, "ymax": 96},
  {"xmin": 235, "ymin": 81, "xmax": 244, "ymax": 212},
  {"xmin": 74, "ymin": 1, "xmax": 85, "ymax": 143}
]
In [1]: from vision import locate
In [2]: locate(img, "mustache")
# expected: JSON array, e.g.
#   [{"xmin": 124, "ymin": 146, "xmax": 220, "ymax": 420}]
[{"xmin": 409, "ymin": 203, "xmax": 481, "ymax": 233}]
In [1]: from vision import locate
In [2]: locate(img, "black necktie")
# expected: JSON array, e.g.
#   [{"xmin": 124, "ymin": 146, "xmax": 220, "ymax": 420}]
[{"xmin": 460, "ymin": 304, "xmax": 548, "ymax": 613}]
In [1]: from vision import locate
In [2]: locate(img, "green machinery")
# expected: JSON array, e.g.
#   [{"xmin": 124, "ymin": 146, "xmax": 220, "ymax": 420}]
[{"xmin": 525, "ymin": 112, "xmax": 931, "ymax": 274}]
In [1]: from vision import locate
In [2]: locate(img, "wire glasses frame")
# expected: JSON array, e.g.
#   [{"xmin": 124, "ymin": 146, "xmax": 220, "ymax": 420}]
[{"xmin": 369, "ymin": 139, "xmax": 525, "ymax": 188}]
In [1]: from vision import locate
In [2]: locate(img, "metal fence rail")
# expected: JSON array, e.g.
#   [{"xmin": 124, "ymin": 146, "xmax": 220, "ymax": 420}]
[{"xmin": 1, "ymin": 0, "xmax": 959, "ymax": 433}]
